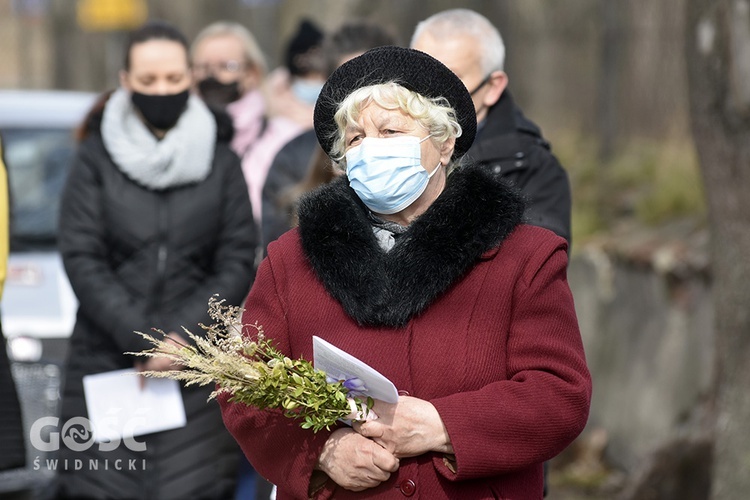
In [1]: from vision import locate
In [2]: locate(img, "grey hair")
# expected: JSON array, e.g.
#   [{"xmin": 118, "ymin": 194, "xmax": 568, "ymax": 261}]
[
  {"xmin": 191, "ymin": 21, "xmax": 268, "ymax": 76},
  {"xmin": 410, "ymin": 9, "xmax": 505, "ymax": 74}
]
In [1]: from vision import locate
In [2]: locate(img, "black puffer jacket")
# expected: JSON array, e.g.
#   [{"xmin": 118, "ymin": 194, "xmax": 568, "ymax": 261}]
[
  {"xmin": 56, "ymin": 109, "xmax": 257, "ymax": 499},
  {"xmin": 465, "ymin": 91, "xmax": 572, "ymax": 247}
]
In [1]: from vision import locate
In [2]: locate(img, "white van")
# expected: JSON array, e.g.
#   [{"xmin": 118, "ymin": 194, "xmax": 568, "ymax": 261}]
[{"xmin": 1, "ymin": 90, "xmax": 96, "ymax": 363}]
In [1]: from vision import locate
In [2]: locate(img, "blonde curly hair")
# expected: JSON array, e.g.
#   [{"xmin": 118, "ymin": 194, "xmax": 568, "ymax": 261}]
[{"xmin": 330, "ymin": 82, "xmax": 462, "ymax": 170}]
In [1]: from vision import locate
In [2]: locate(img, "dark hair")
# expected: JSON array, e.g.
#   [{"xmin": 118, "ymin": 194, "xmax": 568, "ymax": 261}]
[
  {"xmin": 323, "ymin": 20, "xmax": 400, "ymax": 75},
  {"xmin": 279, "ymin": 144, "xmax": 339, "ymax": 228},
  {"xmin": 76, "ymin": 89, "xmax": 114, "ymax": 143},
  {"xmin": 123, "ymin": 20, "xmax": 189, "ymax": 70},
  {"xmin": 285, "ymin": 19, "xmax": 325, "ymax": 77}
]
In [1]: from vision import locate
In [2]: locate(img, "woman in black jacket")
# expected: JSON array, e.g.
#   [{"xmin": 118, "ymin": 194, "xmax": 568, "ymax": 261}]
[{"xmin": 56, "ymin": 21, "xmax": 256, "ymax": 499}]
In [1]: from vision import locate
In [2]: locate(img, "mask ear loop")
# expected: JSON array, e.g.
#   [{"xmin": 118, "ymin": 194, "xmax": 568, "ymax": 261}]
[
  {"xmin": 418, "ymin": 133, "xmax": 441, "ymax": 178},
  {"xmin": 427, "ymin": 162, "xmax": 442, "ymax": 178}
]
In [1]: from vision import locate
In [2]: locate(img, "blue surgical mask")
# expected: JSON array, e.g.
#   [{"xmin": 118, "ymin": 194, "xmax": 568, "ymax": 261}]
[
  {"xmin": 291, "ymin": 79, "xmax": 324, "ymax": 105},
  {"xmin": 345, "ymin": 135, "xmax": 440, "ymax": 215}
]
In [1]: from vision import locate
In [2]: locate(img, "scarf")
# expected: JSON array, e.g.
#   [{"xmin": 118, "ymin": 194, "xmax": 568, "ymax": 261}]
[
  {"xmin": 297, "ymin": 166, "xmax": 526, "ymax": 327},
  {"xmin": 101, "ymin": 88, "xmax": 216, "ymax": 190},
  {"xmin": 368, "ymin": 212, "xmax": 408, "ymax": 252}
]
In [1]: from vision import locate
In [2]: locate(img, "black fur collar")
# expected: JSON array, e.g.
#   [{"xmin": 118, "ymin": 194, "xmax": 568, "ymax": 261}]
[{"xmin": 297, "ymin": 165, "xmax": 525, "ymax": 327}]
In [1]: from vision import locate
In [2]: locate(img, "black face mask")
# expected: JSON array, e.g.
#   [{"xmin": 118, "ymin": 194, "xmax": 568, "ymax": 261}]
[
  {"xmin": 197, "ymin": 77, "xmax": 242, "ymax": 108},
  {"xmin": 131, "ymin": 89, "xmax": 190, "ymax": 130}
]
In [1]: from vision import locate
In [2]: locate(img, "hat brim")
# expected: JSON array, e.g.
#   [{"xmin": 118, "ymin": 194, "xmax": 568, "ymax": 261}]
[{"xmin": 313, "ymin": 45, "xmax": 477, "ymax": 160}]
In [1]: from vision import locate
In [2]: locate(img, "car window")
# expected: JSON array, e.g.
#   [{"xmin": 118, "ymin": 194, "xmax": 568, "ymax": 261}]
[{"xmin": 2, "ymin": 128, "xmax": 77, "ymax": 251}]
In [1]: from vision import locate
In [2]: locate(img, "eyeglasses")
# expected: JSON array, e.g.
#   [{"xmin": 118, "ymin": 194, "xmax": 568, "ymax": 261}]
[
  {"xmin": 468, "ymin": 74, "xmax": 493, "ymax": 96},
  {"xmin": 193, "ymin": 60, "xmax": 249, "ymax": 76}
]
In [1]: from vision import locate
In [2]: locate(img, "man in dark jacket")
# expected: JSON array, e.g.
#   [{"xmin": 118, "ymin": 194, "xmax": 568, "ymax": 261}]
[{"xmin": 411, "ymin": 8, "xmax": 572, "ymax": 247}]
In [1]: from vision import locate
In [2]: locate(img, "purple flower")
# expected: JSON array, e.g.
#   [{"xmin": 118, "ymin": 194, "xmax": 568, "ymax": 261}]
[
  {"xmin": 326, "ymin": 374, "xmax": 368, "ymax": 396},
  {"xmin": 343, "ymin": 377, "xmax": 367, "ymax": 394}
]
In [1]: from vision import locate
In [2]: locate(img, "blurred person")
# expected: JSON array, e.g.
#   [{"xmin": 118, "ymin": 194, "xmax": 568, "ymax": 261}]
[
  {"xmin": 260, "ymin": 19, "xmax": 398, "ymax": 250},
  {"xmin": 56, "ymin": 21, "xmax": 256, "ymax": 500},
  {"xmin": 411, "ymin": 8, "xmax": 572, "ymax": 246},
  {"xmin": 192, "ymin": 23, "xmax": 293, "ymax": 497},
  {"xmin": 273, "ymin": 145, "xmax": 342, "ymax": 230},
  {"xmin": 285, "ymin": 19, "xmax": 326, "ymax": 104},
  {"xmin": 191, "ymin": 20, "xmax": 267, "ymax": 109},
  {"xmin": 192, "ymin": 21, "xmax": 306, "ymax": 239},
  {"xmin": 264, "ymin": 18, "xmax": 326, "ymax": 129},
  {"xmin": 220, "ymin": 46, "xmax": 591, "ymax": 499},
  {"xmin": 0, "ymin": 134, "xmax": 27, "ymax": 479}
]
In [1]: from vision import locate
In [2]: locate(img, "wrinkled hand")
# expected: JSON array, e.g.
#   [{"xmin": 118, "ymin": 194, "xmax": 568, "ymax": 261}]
[
  {"xmin": 352, "ymin": 396, "xmax": 453, "ymax": 458},
  {"xmin": 135, "ymin": 332, "xmax": 186, "ymax": 387},
  {"xmin": 315, "ymin": 427, "xmax": 399, "ymax": 492}
]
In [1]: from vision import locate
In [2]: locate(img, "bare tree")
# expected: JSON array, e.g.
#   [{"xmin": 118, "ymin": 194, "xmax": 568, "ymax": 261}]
[{"xmin": 685, "ymin": 0, "xmax": 750, "ymax": 497}]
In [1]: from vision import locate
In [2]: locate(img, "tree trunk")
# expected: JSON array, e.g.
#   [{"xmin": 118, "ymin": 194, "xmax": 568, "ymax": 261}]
[{"xmin": 685, "ymin": 0, "xmax": 750, "ymax": 497}]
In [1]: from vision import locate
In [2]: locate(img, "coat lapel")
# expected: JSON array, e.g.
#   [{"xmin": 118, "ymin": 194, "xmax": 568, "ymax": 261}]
[{"xmin": 297, "ymin": 165, "xmax": 525, "ymax": 327}]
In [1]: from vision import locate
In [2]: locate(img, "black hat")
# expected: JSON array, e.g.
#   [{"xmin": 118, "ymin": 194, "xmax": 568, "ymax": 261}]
[
  {"xmin": 285, "ymin": 19, "xmax": 325, "ymax": 76},
  {"xmin": 313, "ymin": 45, "xmax": 477, "ymax": 159}
]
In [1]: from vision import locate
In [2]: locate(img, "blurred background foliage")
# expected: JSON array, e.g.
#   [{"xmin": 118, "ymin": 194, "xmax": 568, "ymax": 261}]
[
  {"xmin": 559, "ymin": 134, "xmax": 705, "ymax": 247},
  {"xmin": 0, "ymin": 0, "xmax": 707, "ymax": 247}
]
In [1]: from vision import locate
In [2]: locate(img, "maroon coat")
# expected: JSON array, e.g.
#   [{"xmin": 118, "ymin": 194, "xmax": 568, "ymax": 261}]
[{"xmin": 220, "ymin": 166, "xmax": 591, "ymax": 499}]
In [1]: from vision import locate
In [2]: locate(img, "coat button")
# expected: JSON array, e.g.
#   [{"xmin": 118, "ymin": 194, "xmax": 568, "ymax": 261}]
[
  {"xmin": 399, "ymin": 479, "xmax": 416, "ymax": 496},
  {"xmin": 492, "ymin": 165, "xmax": 502, "ymax": 173},
  {"xmin": 398, "ymin": 390, "xmax": 410, "ymax": 396}
]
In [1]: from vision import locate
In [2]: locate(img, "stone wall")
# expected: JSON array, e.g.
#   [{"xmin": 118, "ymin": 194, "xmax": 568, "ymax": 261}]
[{"xmin": 568, "ymin": 226, "xmax": 713, "ymax": 474}]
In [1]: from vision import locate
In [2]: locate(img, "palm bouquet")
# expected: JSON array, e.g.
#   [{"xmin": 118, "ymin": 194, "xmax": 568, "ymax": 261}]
[{"xmin": 129, "ymin": 296, "xmax": 374, "ymax": 432}]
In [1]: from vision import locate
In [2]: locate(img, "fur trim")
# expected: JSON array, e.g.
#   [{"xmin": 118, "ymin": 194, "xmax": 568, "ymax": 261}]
[{"xmin": 297, "ymin": 165, "xmax": 525, "ymax": 327}]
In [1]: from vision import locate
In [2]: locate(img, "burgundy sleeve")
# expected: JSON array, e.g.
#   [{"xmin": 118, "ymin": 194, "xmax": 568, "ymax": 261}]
[
  {"xmin": 430, "ymin": 239, "xmax": 592, "ymax": 480},
  {"xmin": 218, "ymin": 249, "xmax": 335, "ymax": 499}
]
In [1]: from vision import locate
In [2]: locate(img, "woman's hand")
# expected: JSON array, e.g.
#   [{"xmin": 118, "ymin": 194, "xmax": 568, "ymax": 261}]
[
  {"xmin": 352, "ymin": 396, "xmax": 453, "ymax": 458},
  {"xmin": 135, "ymin": 332, "xmax": 186, "ymax": 387},
  {"xmin": 315, "ymin": 427, "xmax": 399, "ymax": 492}
]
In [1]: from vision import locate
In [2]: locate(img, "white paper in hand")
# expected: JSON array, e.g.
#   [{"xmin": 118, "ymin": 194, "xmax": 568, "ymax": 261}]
[
  {"xmin": 83, "ymin": 369, "xmax": 186, "ymax": 443},
  {"xmin": 313, "ymin": 336, "xmax": 398, "ymax": 404}
]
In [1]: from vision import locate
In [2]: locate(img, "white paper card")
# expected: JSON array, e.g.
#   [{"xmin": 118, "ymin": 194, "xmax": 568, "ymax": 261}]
[
  {"xmin": 313, "ymin": 336, "xmax": 399, "ymax": 404},
  {"xmin": 83, "ymin": 369, "xmax": 187, "ymax": 443}
]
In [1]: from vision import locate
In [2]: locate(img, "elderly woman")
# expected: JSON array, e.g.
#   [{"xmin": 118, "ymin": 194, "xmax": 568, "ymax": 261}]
[{"xmin": 220, "ymin": 46, "xmax": 591, "ymax": 499}]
